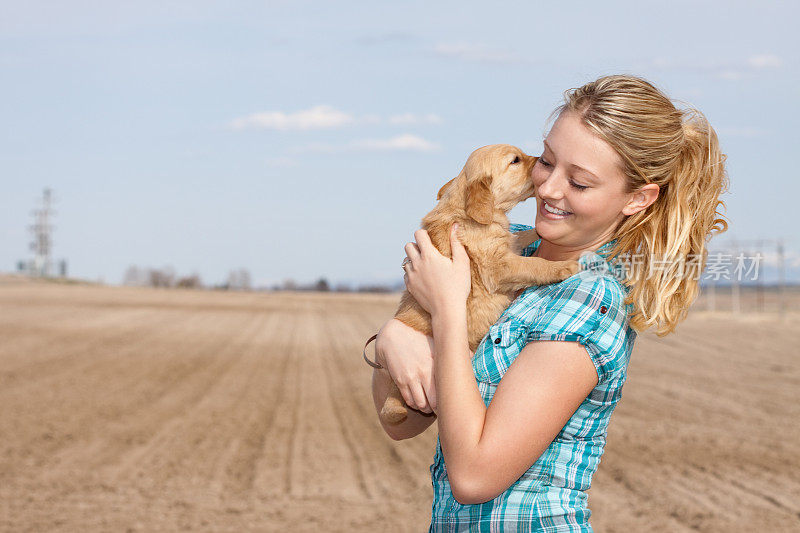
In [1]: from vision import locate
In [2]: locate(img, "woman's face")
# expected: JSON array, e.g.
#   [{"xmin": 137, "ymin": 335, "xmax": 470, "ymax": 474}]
[{"xmin": 531, "ymin": 110, "xmax": 634, "ymax": 251}]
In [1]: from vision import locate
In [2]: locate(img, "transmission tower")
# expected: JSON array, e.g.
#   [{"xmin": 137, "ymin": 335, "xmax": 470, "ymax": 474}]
[{"xmin": 29, "ymin": 188, "xmax": 56, "ymax": 277}]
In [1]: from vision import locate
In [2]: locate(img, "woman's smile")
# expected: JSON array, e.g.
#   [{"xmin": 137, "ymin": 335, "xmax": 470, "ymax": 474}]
[{"xmin": 539, "ymin": 199, "xmax": 573, "ymax": 219}]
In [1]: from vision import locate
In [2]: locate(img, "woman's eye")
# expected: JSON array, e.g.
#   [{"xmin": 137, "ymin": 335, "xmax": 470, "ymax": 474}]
[{"xmin": 538, "ymin": 156, "xmax": 586, "ymax": 189}]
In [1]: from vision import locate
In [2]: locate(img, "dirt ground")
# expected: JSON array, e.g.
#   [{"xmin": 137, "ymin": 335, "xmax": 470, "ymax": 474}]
[{"xmin": 1, "ymin": 276, "xmax": 798, "ymax": 532}]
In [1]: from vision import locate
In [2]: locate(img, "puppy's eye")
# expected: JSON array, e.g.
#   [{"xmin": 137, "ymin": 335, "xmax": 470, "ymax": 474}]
[{"xmin": 511, "ymin": 156, "xmax": 520, "ymax": 164}]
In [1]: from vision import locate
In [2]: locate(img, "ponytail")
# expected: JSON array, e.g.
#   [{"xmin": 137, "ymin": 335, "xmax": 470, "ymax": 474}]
[{"xmin": 609, "ymin": 108, "xmax": 729, "ymax": 335}]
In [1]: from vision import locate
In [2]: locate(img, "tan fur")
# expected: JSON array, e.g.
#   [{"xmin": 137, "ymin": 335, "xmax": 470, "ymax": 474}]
[{"xmin": 381, "ymin": 144, "xmax": 580, "ymax": 424}]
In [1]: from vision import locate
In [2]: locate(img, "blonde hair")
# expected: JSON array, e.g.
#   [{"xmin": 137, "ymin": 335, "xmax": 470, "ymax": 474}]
[{"xmin": 550, "ymin": 75, "xmax": 729, "ymax": 335}]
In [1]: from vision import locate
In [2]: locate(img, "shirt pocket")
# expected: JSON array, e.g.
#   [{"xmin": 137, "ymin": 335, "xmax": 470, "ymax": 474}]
[{"xmin": 472, "ymin": 316, "xmax": 530, "ymax": 385}]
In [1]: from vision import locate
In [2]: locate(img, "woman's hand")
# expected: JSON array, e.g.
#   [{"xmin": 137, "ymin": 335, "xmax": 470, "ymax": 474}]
[
  {"xmin": 403, "ymin": 224, "xmax": 471, "ymax": 318},
  {"xmin": 375, "ymin": 318, "xmax": 437, "ymax": 414}
]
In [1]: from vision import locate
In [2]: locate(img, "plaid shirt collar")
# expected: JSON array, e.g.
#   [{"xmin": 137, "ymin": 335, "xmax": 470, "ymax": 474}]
[
  {"xmin": 530, "ymin": 238, "xmax": 618, "ymax": 260},
  {"xmin": 530, "ymin": 237, "xmax": 627, "ymax": 286},
  {"xmin": 594, "ymin": 239, "xmax": 618, "ymax": 260},
  {"xmin": 590, "ymin": 239, "xmax": 629, "ymax": 286}
]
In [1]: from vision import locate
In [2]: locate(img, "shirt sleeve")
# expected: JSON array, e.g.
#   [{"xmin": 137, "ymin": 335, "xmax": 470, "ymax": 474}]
[
  {"xmin": 509, "ymin": 222, "xmax": 534, "ymax": 233},
  {"xmin": 525, "ymin": 275, "xmax": 631, "ymax": 385},
  {"xmin": 508, "ymin": 223, "xmax": 537, "ymax": 257}
]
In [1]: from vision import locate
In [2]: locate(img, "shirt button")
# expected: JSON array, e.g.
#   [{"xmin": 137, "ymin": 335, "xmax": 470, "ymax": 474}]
[
  {"xmin": 494, "ymin": 337, "xmax": 501, "ymax": 344},
  {"xmin": 599, "ymin": 306, "xmax": 608, "ymax": 314}
]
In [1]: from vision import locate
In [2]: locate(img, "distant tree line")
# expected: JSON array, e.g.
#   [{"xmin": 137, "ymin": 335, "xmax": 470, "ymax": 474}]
[
  {"xmin": 123, "ymin": 265, "xmax": 201, "ymax": 288},
  {"xmin": 122, "ymin": 265, "xmax": 250, "ymax": 291},
  {"xmin": 268, "ymin": 277, "xmax": 401, "ymax": 293},
  {"xmin": 122, "ymin": 266, "xmax": 401, "ymax": 293}
]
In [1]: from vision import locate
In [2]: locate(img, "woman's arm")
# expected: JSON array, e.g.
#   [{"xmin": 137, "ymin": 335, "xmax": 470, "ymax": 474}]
[
  {"xmin": 370, "ymin": 318, "xmax": 438, "ymax": 441},
  {"xmin": 433, "ymin": 307, "xmax": 598, "ymax": 504}
]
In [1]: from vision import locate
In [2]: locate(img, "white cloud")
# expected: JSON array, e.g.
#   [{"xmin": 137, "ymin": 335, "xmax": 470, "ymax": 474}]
[
  {"xmin": 388, "ymin": 113, "xmax": 443, "ymax": 125},
  {"xmin": 229, "ymin": 105, "xmax": 354, "ymax": 131},
  {"xmin": 294, "ymin": 134, "xmax": 440, "ymax": 154},
  {"xmin": 747, "ymin": 54, "xmax": 782, "ymax": 69},
  {"xmin": 434, "ymin": 42, "xmax": 519, "ymax": 64},
  {"xmin": 717, "ymin": 70, "xmax": 745, "ymax": 81},
  {"xmin": 229, "ymin": 107, "xmax": 443, "ymax": 130},
  {"xmin": 648, "ymin": 53, "xmax": 783, "ymax": 81},
  {"xmin": 351, "ymin": 134, "xmax": 440, "ymax": 152}
]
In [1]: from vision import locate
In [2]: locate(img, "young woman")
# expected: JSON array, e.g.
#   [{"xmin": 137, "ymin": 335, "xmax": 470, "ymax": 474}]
[{"xmin": 370, "ymin": 74, "xmax": 728, "ymax": 531}]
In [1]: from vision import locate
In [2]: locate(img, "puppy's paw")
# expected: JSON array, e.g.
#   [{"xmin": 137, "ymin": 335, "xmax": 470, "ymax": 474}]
[
  {"xmin": 381, "ymin": 403, "xmax": 408, "ymax": 424},
  {"xmin": 556, "ymin": 260, "xmax": 581, "ymax": 280}
]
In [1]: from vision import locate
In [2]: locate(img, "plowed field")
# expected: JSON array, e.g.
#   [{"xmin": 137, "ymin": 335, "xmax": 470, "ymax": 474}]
[{"xmin": 1, "ymin": 277, "xmax": 798, "ymax": 532}]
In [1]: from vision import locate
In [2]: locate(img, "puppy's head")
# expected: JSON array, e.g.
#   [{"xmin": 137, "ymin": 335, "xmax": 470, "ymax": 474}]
[{"xmin": 442, "ymin": 144, "xmax": 537, "ymax": 225}]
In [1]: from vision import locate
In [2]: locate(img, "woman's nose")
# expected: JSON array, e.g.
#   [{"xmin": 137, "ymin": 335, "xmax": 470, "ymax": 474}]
[{"xmin": 537, "ymin": 172, "xmax": 566, "ymax": 200}]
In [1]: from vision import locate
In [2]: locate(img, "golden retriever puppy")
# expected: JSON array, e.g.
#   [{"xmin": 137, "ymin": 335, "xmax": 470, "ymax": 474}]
[{"xmin": 377, "ymin": 144, "xmax": 580, "ymax": 423}]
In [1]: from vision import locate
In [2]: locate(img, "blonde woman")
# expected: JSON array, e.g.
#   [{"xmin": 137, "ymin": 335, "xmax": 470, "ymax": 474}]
[{"xmin": 371, "ymin": 74, "xmax": 728, "ymax": 531}]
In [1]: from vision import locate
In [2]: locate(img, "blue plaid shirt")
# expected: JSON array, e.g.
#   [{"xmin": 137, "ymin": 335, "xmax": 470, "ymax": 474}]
[{"xmin": 429, "ymin": 223, "xmax": 636, "ymax": 532}]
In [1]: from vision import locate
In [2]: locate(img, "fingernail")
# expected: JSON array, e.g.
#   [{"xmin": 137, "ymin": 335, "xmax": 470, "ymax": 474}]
[{"xmin": 453, "ymin": 223, "xmax": 459, "ymax": 231}]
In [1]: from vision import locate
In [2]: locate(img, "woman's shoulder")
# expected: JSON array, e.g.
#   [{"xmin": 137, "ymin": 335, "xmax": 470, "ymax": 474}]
[
  {"xmin": 524, "ymin": 265, "xmax": 628, "ymax": 333},
  {"xmin": 574, "ymin": 249, "xmax": 630, "ymax": 307},
  {"xmin": 526, "ymin": 249, "xmax": 629, "ymax": 313}
]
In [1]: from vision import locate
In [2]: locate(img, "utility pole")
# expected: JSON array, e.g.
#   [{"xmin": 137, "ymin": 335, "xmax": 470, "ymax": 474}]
[
  {"xmin": 777, "ymin": 239, "xmax": 786, "ymax": 319},
  {"xmin": 755, "ymin": 239, "xmax": 764, "ymax": 312},
  {"xmin": 731, "ymin": 238, "xmax": 740, "ymax": 314},
  {"xmin": 29, "ymin": 188, "xmax": 55, "ymax": 277}
]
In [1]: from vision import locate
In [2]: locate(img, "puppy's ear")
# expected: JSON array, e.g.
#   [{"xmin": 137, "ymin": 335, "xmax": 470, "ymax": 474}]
[
  {"xmin": 465, "ymin": 175, "xmax": 494, "ymax": 225},
  {"xmin": 437, "ymin": 177, "xmax": 456, "ymax": 201}
]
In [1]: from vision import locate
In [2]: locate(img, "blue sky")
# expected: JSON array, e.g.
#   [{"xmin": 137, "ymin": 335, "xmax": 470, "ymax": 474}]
[{"xmin": 1, "ymin": 1, "xmax": 798, "ymax": 287}]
